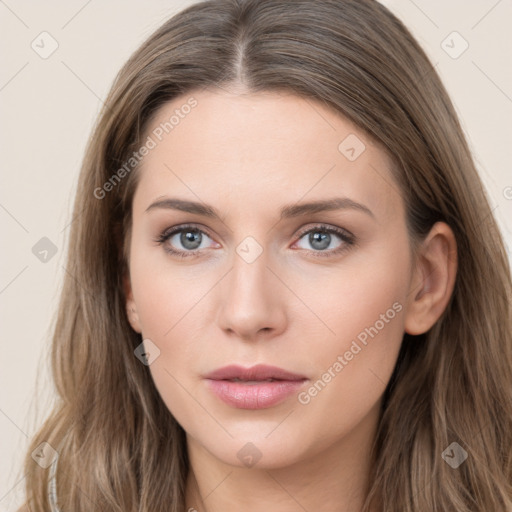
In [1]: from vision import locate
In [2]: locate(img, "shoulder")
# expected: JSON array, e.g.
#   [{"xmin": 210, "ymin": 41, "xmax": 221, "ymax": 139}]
[{"xmin": 16, "ymin": 506, "xmax": 31, "ymax": 512}]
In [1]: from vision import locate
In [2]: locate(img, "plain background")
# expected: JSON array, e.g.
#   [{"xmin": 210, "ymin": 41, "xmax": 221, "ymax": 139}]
[{"xmin": 1, "ymin": 0, "xmax": 511, "ymax": 509}]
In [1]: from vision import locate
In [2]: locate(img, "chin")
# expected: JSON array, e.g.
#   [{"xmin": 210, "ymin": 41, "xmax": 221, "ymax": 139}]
[{"xmin": 191, "ymin": 426, "xmax": 314, "ymax": 470}]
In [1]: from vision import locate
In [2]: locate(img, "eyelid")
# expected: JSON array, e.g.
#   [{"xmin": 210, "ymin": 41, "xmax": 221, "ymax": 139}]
[
  {"xmin": 158, "ymin": 222, "xmax": 215, "ymax": 241},
  {"xmin": 294, "ymin": 223, "xmax": 354, "ymax": 242}
]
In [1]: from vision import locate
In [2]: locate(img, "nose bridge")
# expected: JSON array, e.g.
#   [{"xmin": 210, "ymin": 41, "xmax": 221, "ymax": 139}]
[
  {"xmin": 216, "ymin": 232, "xmax": 285, "ymax": 337},
  {"xmin": 228, "ymin": 235, "xmax": 274, "ymax": 306}
]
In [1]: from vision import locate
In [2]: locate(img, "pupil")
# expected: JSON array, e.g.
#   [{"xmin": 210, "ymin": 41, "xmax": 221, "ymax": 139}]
[
  {"xmin": 181, "ymin": 230, "xmax": 201, "ymax": 250},
  {"xmin": 310, "ymin": 231, "xmax": 330, "ymax": 250}
]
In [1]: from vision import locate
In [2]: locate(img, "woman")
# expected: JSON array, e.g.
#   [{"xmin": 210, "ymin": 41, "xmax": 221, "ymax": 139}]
[{"xmin": 17, "ymin": 0, "xmax": 512, "ymax": 510}]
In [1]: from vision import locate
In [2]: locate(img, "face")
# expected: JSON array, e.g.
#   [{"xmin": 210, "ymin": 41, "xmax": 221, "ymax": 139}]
[{"xmin": 125, "ymin": 88, "xmax": 415, "ymax": 469}]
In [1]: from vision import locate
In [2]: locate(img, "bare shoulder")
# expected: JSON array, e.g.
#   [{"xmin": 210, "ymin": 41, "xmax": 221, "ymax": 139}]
[{"xmin": 16, "ymin": 505, "xmax": 31, "ymax": 512}]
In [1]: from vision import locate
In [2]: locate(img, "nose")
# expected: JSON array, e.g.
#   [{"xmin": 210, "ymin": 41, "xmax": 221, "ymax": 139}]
[{"xmin": 216, "ymin": 244, "xmax": 287, "ymax": 342}]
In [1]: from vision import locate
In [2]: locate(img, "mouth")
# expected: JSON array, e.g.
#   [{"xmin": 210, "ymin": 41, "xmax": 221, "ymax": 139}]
[
  {"xmin": 204, "ymin": 364, "xmax": 308, "ymax": 409},
  {"xmin": 204, "ymin": 363, "xmax": 307, "ymax": 381},
  {"xmin": 228, "ymin": 378, "xmax": 278, "ymax": 384}
]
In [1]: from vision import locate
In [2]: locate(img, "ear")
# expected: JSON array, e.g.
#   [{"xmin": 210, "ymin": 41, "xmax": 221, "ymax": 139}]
[
  {"xmin": 124, "ymin": 273, "xmax": 142, "ymax": 334},
  {"xmin": 404, "ymin": 222, "xmax": 458, "ymax": 335}
]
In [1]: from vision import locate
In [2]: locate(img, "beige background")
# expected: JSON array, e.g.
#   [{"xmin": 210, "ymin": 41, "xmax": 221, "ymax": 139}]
[{"xmin": 1, "ymin": 0, "xmax": 511, "ymax": 509}]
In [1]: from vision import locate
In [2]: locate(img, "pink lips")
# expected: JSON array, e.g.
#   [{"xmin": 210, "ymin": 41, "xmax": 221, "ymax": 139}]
[{"xmin": 204, "ymin": 364, "xmax": 308, "ymax": 409}]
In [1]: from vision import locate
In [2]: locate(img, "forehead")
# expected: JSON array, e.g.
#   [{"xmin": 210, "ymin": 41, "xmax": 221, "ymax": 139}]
[{"xmin": 132, "ymin": 89, "xmax": 402, "ymax": 222}]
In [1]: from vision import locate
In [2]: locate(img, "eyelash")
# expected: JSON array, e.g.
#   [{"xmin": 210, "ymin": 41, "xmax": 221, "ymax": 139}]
[{"xmin": 153, "ymin": 223, "xmax": 356, "ymax": 259}]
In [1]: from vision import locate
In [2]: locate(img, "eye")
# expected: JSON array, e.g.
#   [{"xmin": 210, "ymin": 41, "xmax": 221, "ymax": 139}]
[
  {"xmin": 292, "ymin": 224, "xmax": 355, "ymax": 258},
  {"xmin": 154, "ymin": 223, "xmax": 356, "ymax": 259},
  {"xmin": 153, "ymin": 224, "xmax": 218, "ymax": 258}
]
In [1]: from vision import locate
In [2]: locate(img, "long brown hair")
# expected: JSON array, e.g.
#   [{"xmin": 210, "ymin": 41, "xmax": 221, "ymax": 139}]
[{"xmin": 18, "ymin": 0, "xmax": 512, "ymax": 510}]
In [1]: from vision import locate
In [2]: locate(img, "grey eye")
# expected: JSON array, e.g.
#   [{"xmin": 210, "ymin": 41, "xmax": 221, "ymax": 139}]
[{"xmin": 296, "ymin": 230, "xmax": 343, "ymax": 251}]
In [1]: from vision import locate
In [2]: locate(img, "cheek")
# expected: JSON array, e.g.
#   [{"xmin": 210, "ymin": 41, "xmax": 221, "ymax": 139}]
[
  {"xmin": 289, "ymin": 233, "xmax": 409, "ymax": 349},
  {"xmin": 295, "ymin": 305, "xmax": 404, "ymax": 450},
  {"xmin": 130, "ymin": 264, "xmax": 205, "ymax": 428},
  {"xmin": 291, "ymin": 244, "xmax": 408, "ymax": 437},
  {"xmin": 129, "ymin": 233, "xmax": 210, "ymax": 339},
  {"xmin": 128, "ymin": 243, "xmax": 218, "ymax": 418}
]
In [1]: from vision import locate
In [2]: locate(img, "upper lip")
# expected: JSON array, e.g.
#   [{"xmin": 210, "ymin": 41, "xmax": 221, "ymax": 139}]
[{"xmin": 204, "ymin": 364, "xmax": 307, "ymax": 381}]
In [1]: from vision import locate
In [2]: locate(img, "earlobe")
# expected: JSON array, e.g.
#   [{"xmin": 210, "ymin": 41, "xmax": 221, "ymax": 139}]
[
  {"xmin": 123, "ymin": 274, "xmax": 142, "ymax": 334},
  {"xmin": 404, "ymin": 222, "xmax": 458, "ymax": 336}
]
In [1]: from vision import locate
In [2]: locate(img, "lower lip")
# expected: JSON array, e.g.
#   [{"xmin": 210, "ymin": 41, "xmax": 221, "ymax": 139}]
[{"xmin": 205, "ymin": 379, "xmax": 307, "ymax": 409}]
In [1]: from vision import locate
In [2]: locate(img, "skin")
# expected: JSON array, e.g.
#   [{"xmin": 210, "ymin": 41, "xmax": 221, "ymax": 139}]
[{"xmin": 124, "ymin": 87, "xmax": 457, "ymax": 512}]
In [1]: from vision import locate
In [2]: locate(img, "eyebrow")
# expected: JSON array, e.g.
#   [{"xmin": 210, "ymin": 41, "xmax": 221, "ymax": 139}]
[{"xmin": 144, "ymin": 196, "xmax": 375, "ymax": 220}]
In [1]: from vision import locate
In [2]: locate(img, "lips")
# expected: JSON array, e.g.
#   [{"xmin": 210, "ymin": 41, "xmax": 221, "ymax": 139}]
[
  {"xmin": 204, "ymin": 364, "xmax": 307, "ymax": 382},
  {"xmin": 204, "ymin": 364, "xmax": 308, "ymax": 409}
]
